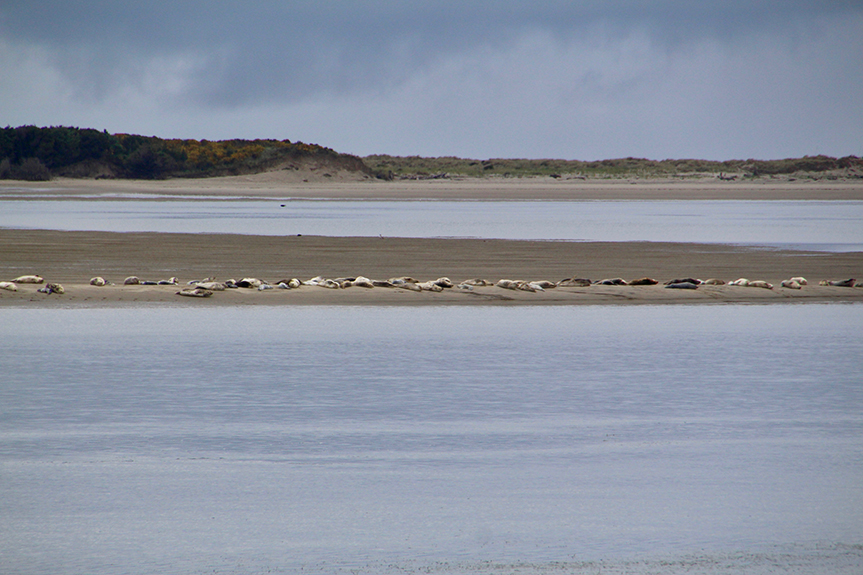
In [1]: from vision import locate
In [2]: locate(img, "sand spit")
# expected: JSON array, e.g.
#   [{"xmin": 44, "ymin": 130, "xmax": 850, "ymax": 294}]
[{"xmin": 1, "ymin": 229, "xmax": 860, "ymax": 307}]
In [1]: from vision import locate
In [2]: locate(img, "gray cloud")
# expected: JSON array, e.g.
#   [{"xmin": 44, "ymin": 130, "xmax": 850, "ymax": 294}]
[{"xmin": 2, "ymin": 1, "xmax": 861, "ymax": 159}]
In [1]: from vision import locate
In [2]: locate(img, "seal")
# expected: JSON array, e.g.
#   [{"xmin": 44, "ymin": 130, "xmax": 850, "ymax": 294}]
[
  {"xmin": 89, "ymin": 277, "xmax": 107, "ymax": 286},
  {"xmin": 274, "ymin": 278, "xmax": 302, "ymax": 289},
  {"xmin": 665, "ymin": 282, "xmax": 698, "ymax": 289},
  {"xmin": 157, "ymin": 277, "xmax": 179, "ymax": 285},
  {"xmin": 236, "ymin": 278, "xmax": 264, "ymax": 288},
  {"xmin": 701, "ymin": 278, "xmax": 726, "ymax": 285},
  {"xmin": 37, "ymin": 283, "xmax": 64, "ymax": 294},
  {"xmin": 417, "ymin": 280, "xmax": 444, "ymax": 292},
  {"xmin": 664, "ymin": 278, "xmax": 700, "ymax": 286},
  {"xmin": 747, "ymin": 280, "xmax": 773, "ymax": 289},
  {"xmin": 0, "ymin": 281, "xmax": 18, "ymax": 291},
  {"xmin": 496, "ymin": 279, "xmax": 519, "ymax": 290},
  {"xmin": 789, "ymin": 276, "xmax": 808, "ymax": 286},
  {"xmin": 460, "ymin": 278, "xmax": 494, "ymax": 286},
  {"xmin": 351, "ymin": 276, "xmax": 375, "ymax": 288},
  {"xmin": 12, "ymin": 275, "xmax": 44, "ymax": 284},
  {"xmin": 780, "ymin": 279, "xmax": 802, "ymax": 289},
  {"xmin": 195, "ymin": 281, "xmax": 226, "ymax": 291},
  {"xmin": 629, "ymin": 277, "xmax": 658, "ymax": 286},
  {"xmin": 123, "ymin": 276, "xmax": 140, "ymax": 285},
  {"xmin": 557, "ymin": 278, "xmax": 591, "ymax": 287},
  {"xmin": 176, "ymin": 287, "xmax": 213, "ymax": 298},
  {"xmin": 819, "ymin": 279, "xmax": 856, "ymax": 287},
  {"xmin": 729, "ymin": 278, "xmax": 750, "ymax": 286}
]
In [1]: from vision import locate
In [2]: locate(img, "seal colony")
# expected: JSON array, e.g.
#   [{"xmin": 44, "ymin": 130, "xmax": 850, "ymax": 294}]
[{"xmin": 3, "ymin": 272, "xmax": 860, "ymax": 305}]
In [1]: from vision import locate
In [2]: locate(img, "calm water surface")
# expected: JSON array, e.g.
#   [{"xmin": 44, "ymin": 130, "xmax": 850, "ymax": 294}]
[
  {"xmin": 2, "ymin": 199, "xmax": 862, "ymax": 250},
  {"xmin": 1, "ymin": 304, "xmax": 862, "ymax": 574}
]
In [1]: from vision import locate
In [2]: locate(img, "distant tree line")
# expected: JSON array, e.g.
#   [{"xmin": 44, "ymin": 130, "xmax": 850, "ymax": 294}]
[
  {"xmin": 2, "ymin": 125, "xmax": 860, "ymax": 181},
  {"xmin": 0, "ymin": 125, "xmax": 349, "ymax": 181}
]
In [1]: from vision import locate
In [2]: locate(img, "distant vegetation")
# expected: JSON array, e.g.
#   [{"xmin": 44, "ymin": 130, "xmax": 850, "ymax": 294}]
[
  {"xmin": 1, "ymin": 125, "xmax": 860, "ymax": 181},
  {"xmin": 366, "ymin": 154, "xmax": 863, "ymax": 180},
  {"xmin": 0, "ymin": 125, "xmax": 368, "ymax": 181}
]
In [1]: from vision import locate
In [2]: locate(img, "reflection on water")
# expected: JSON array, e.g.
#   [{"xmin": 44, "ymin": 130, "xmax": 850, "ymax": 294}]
[
  {"xmin": 1, "ymin": 305, "xmax": 861, "ymax": 574},
  {"xmin": 1, "ymin": 199, "xmax": 862, "ymax": 250}
]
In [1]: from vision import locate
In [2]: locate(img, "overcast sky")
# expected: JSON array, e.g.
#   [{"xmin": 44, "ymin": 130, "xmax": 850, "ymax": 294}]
[{"xmin": 2, "ymin": 1, "xmax": 861, "ymax": 160}]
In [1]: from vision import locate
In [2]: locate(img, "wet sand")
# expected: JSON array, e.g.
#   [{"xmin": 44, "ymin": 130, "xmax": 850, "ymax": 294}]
[
  {"xmin": 1, "ymin": 229, "xmax": 860, "ymax": 306},
  {"xmin": 1, "ymin": 177, "xmax": 861, "ymax": 306}
]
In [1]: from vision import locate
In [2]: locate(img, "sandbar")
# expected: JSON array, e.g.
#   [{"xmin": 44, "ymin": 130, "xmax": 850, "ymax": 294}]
[{"xmin": 1, "ymin": 177, "xmax": 861, "ymax": 306}]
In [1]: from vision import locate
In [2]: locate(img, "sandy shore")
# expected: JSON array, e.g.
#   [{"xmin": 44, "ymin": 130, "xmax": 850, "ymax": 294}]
[
  {"xmin": 2, "ymin": 177, "xmax": 861, "ymax": 306},
  {"xmin": 3, "ymin": 173, "xmax": 863, "ymax": 200}
]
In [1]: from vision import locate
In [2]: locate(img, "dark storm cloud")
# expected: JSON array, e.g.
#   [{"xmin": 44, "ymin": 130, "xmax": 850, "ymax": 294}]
[{"xmin": 3, "ymin": 1, "xmax": 858, "ymax": 107}]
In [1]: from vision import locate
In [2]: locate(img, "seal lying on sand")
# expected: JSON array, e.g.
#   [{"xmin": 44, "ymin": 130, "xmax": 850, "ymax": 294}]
[
  {"xmin": 176, "ymin": 287, "xmax": 213, "ymax": 297},
  {"xmin": 0, "ymin": 281, "xmax": 18, "ymax": 291},
  {"xmin": 417, "ymin": 280, "xmax": 444, "ymax": 292},
  {"xmin": 597, "ymin": 278, "xmax": 628, "ymax": 286},
  {"xmin": 557, "ymin": 278, "xmax": 591, "ymax": 287},
  {"xmin": 12, "ymin": 275, "xmax": 44, "ymax": 284},
  {"xmin": 665, "ymin": 282, "xmax": 698, "ymax": 289},
  {"xmin": 665, "ymin": 278, "xmax": 700, "ymax": 286},
  {"xmin": 780, "ymin": 279, "xmax": 802, "ymax": 289},
  {"xmin": 460, "ymin": 278, "xmax": 494, "ymax": 286},
  {"xmin": 274, "ymin": 278, "xmax": 302, "ymax": 289},
  {"xmin": 195, "ymin": 281, "xmax": 227, "ymax": 291},
  {"xmin": 701, "ymin": 278, "xmax": 726, "ymax": 285},
  {"xmin": 748, "ymin": 280, "xmax": 773, "ymax": 289},
  {"xmin": 819, "ymin": 279, "xmax": 856, "ymax": 287},
  {"xmin": 236, "ymin": 277, "xmax": 265, "ymax": 288},
  {"xmin": 629, "ymin": 277, "xmax": 658, "ymax": 286},
  {"xmin": 37, "ymin": 283, "xmax": 64, "ymax": 294},
  {"xmin": 89, "ymin": 277, "xmax": 107, "ymax": 286},
  {"xmin": 123, "ymin": 276, "xmax": 140, "ymax": 285}
]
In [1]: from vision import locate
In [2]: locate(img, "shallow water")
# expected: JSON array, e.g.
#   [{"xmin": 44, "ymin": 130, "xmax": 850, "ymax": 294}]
[
  {"xmin": 1, "ymin": 199, "xmax": 862, "ymax": 250},
  {"xmin": 1, "ymin": 304, "xmax": 861, "ymax": 574}
]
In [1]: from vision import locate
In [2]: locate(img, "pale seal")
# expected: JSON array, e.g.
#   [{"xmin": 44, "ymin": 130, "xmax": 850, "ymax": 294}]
[
  {"xmin": 416, "ymin": 280, "xmax": 444, "ymax": 292},
  {"xmin": 123, "ymin": 276, "xmax": 140, "ymax": 285},
  {"xmin": 557, "ymin": 278, "xmax": 591, "ymax": 287},
  {"xmin": 176, "ymin": 287, "xmax": 213, "ymax": 298},
  {"xmin": 195, "ymin": 281, "xmax": 226, "ymax": 291},
  {"xmin": 460, "ymin": 278, "xmax": 494, "ymax": 286},
  {"xmin": 89, "ymin": 277, "xmax": 107, "ymax": 286},
  {"xmin": 351, "ymin": 276, "xmax": 375, "ymax": 288},
  {"xmin": 0, "ymin": 281, "xmax": 18, "ymax": 291},
  {"xmin": 701, "ymin": 278, "xmax": 726, "ymax": 285},
  {"xmin": 12, "ymin": 275, "xmax": 44, "ymax": 284},
  {"xmin": 780, "ymin": 279, "xmax": 802, "ymax": 289}
]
